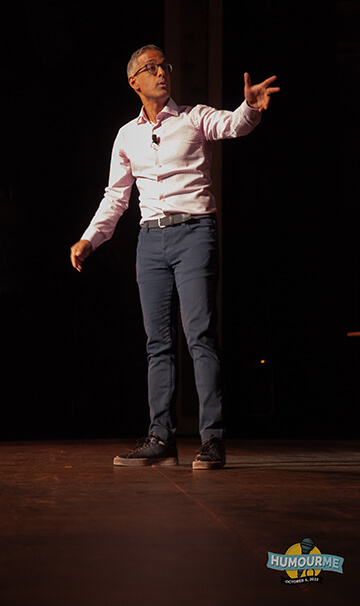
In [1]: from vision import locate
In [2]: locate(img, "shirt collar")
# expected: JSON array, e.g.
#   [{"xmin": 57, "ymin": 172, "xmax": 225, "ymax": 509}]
[{"xmin": 136, "ymin": 97, "xmax": 179, "ymax": 125}]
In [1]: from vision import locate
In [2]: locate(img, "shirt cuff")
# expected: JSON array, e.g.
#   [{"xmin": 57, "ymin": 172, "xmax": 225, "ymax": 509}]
[
  {"xmin": 80, "ymin": 228, "xmax": 105, "ymax": 252},
  {"xmin": 245, "ymin": 100, "xmax": 259, "ymax": 112}
]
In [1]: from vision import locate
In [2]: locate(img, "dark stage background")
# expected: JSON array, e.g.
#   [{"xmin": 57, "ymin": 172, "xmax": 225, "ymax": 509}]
[{"xmin": 1, "ymin": 1, "xmax": 359, "ymax": 440}]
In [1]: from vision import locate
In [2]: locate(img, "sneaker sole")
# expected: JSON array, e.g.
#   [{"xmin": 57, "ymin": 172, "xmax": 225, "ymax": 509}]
[
  {"xmin": 113, "ymin": 456, "xmax": 178, "ymax": 467},
  {"xmin": 192, "ymin": 460, "xmax": 225, "ymax": 470}
]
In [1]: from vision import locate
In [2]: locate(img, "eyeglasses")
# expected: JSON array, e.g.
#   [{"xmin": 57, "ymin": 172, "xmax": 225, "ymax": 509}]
[{"xmin": 131, "ymin": 61, "xmax": 173, "ymax": 78}]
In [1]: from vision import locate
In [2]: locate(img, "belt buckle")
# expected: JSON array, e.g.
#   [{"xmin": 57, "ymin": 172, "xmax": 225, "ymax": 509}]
[{"xmin": 158, "ymin": 217, "xmax": 166, "ymax": 228}]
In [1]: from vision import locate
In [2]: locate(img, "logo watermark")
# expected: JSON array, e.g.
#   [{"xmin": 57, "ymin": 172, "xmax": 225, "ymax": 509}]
[{"xmin": 267, "ymin": 538, "xmax": 344, "ymax": 585}]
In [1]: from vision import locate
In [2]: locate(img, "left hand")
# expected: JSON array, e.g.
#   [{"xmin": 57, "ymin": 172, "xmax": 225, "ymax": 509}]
[
  {"xmin": 70, "ymin": 239, "xmax": 92, "ymax": 272},
  {"xmin": 244, "ymin": 72, "xmax": 280, "ymax": 113}
]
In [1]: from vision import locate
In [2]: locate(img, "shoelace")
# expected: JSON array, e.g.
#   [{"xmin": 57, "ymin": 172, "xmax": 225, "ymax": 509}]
[
  {"xmin": 129, "ymin": 436, "xmax": 153, "ymax": 454},
  {"xmin": 196, "ymin": 436, "xmax": 221, "ymax": 460},
  {"xmin": 129, "ymin": 435, "xmax": 164, "ymax": 454}
]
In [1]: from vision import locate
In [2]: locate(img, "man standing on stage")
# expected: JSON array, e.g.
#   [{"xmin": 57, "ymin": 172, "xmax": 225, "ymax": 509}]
[{"xmin": 70, "ymin": 44, "xmax": 279, "ymax": 469}]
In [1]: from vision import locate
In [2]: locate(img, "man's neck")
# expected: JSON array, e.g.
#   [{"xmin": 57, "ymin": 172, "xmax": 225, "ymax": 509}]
[{"xmin": 143, "ymin": 98, "xmax": 169, "ymax": 124}]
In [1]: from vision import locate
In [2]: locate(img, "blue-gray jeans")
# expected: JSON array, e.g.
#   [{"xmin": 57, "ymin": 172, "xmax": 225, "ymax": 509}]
[{"xmin": 136, "ymin": 216, "xmax": 224, "ymax": 443}]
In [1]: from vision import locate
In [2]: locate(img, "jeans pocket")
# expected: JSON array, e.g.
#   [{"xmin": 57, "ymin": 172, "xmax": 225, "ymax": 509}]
[{"xmin": 187, "ymin": 217, "xmax": 217, "ymax": 232}]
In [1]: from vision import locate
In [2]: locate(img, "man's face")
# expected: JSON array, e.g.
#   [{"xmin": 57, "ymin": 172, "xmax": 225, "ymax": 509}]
[{"xmin": 129, "ymin": 49, "xmax": 171, "ymax": 105}]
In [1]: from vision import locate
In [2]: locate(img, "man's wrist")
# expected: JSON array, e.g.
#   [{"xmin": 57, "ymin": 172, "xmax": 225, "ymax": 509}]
[{"xmin": 246, "ymin": 100, "xmax": 259, "ymax": 111}]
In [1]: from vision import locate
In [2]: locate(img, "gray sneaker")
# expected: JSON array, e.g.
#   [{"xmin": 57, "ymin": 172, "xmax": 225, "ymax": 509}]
[
  {"xmin": 192, "ymin": 435, "xmax": 226, "ymax": 470},
  {"xmin": 113, "ymin": 435, "xmax": 178, "ymax": 467}
]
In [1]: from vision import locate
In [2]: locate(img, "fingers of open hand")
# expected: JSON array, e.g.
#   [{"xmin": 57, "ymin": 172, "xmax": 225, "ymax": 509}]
[
  {"xmin": 244, "ymin": 72, "xmax": 251, "ymax": 89},
  {"xmin": 245, "ymin": 73, "xmax": 280, "ymax": 111},
  {"xmin": 258, "ymin": 82, "xmax": 280, "ymax": 111},
  {"xmin": 262, "ymin": 75, "xmax": 278, "ymax": 87}
]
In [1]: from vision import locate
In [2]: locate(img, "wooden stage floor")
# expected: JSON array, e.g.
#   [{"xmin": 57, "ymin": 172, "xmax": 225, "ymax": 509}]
[{"xmin": 0, "ymin": 438, "xmax": 359, "ymax": 605}]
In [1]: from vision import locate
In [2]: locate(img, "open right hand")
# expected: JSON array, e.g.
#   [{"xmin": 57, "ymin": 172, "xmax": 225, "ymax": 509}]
[
  {"xmin": 244, "ymin": 72, "xmax": 280, "ymax": 112},
  {"xmin": 70, "ymin": 239, "xmax": 92, "ymax": 272}
]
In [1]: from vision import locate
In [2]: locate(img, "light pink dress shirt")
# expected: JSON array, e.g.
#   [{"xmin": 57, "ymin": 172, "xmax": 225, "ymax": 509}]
[{"xmin": 81, "ymin": 97, "xmax": 261, "ymax": 250}]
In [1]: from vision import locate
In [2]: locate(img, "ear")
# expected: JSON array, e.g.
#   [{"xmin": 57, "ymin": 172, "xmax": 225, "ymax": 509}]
[{"xmin": 129, "ymin": 76, "xmax": 141, "ymax": 93}]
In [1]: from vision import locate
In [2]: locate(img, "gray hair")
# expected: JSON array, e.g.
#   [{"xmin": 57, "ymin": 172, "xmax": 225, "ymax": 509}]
[{"xmin": 127, "ymin": 44, "xmax": 164, "ymax": 78}]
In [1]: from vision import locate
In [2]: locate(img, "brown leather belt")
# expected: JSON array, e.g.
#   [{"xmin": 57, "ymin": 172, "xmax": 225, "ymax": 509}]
[{"xmin": 142, "ymin": 213, "xmax": 216, "ymax": 229}]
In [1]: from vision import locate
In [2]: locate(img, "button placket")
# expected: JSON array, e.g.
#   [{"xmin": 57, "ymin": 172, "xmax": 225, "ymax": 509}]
[{"xmin": 154, "ymin": 128, "xmax": 164, "ymax": 202}]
